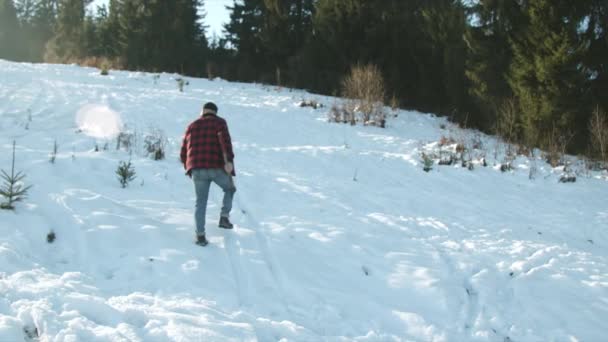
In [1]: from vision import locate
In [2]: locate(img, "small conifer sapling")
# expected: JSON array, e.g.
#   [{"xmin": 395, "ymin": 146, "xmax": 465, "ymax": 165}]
[
  {"xmin": 50, "ymin": 140, "xmax": 58, "ymax": 163},
  {"xmin": 47, "ymin": 230, "xmax": 56, "ymax": 243},
  {"xmin": 0, "ymin": 141, "xmax": 32, "ymax": 210},
  {"xmin": 116, "ymin": 160, "xmax": 136, "ymax": 188}
]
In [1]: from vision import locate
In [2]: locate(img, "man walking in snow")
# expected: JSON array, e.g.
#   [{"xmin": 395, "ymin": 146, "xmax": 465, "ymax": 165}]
[{"xmin": 180, "ymin": 102, "xmax": 236, "ymax": 246}]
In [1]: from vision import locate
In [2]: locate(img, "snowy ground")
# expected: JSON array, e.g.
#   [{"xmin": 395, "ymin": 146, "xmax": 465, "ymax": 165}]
[{"xmin": 0, "ymin": 60, "xmax": 607, "ymax": 342}]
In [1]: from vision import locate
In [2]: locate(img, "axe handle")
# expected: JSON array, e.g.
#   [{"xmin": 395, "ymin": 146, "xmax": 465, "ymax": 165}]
[{"xmin": 217, "ymin": 131, "xmax": 235, "ymax": 188}]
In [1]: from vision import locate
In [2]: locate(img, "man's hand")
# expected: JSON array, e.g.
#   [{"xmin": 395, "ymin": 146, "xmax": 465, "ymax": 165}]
[{"xmin": 224, "ymin": 162, "xmax": 234, "ymax": 175}]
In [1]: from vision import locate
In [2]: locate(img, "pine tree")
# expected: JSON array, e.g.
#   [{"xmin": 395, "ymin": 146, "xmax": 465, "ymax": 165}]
[
  {"xmin": 15, "ymin": 0, "xmax": 34, "ymax": 18},
  {"xmin": 13, "ymin": 0, "xmax": 51, "ymax": 61},
  {"xmin": 29, "ymin": 0, "xmax": 58, "ymax": 61},
  {"xmin": 117, "ymin": 0, "xmax": 145, "ymax": 69},
  {"xmin": 112, "ymin": 0, "xmax": 206, "ymax": 74},
  {"xmin": 82, "ymin": 12, "xmax": 98, "ymax": 56},
  {"xmin": 170, "ymin": 0, "xmax": 208, "ymax": 75},
  {"xmin": 583, "ymin": 0, "xmax": 608, "ymax": 113},
  {"xmin": 420, "ymin": 0, "xmax": 468, "ymax": 119},
  {"xmin": 45, "ymin": 0, "xmax": 88, "ymax": 62},
  {"xmin": 0, "ymin": 0, "xmax": 21, "ymax": 60},
  {"xmin": 96, "ymin": 0, "xmax": 120, "ymax": 58},
  {"xmin": 312, "ymin": 0, "xmax": 468, "ymax": 116},
  {"xmin": 464, "ymin": 0, "xmax": 521, "ymax": 129},
  {"xmin": 310, "ymin": 0, "xmax": 386, "ymax": 96},
  {"xmin": 224, "ymin": 0, "xmax": 267, "ymax": 81},
  {"xmin": 259, "ymin": 0, "xmax": 313, "ymax": 85},
  {"xmin": 0, "ymin": 141, "xmax": 32, "ymax": 210}
]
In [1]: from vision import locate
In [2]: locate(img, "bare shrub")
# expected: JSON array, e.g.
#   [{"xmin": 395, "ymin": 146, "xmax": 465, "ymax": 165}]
[
  {"xmin": 438, "ymin": 155, "xmax": 455, "ymax": 166},
  {"xmin": 176, "ymin": 77, "xmax": 189, "ymax": 92},
  {"xmin": 500, "ymin": 163, "xmax": 513, "ymax": 172},
  {"xmin": 545, "ymin": 125, "xmax": 574, "ymax": 167},
  {"xmin": 143, "ymin": 129, "xmax": 167, "ymax": 161},
  {"xmin": 589, "ymin": 106, "xmax": 608, "ymax": 163},
  {"xmin": 471, "ymin": 133, "xmax": 483, "ymax": 150},
  {"xmin": 328, "ymin": 103, "xmax": 355, "ymax": 125},
  {"xmin": 43, "ymin": 54, "xmax": 122, "ymax": 75},
  {"xmin": 455, "ymin": 143, "xmax": 466, "ymax": 154},
  {"xmin": 23, "ymin": 325, "xmax": 39, "ymax": 340},
  {"xmin": 68, "ymin": 56, "xmax": 125, "ymax": 71},
  {"xmin": 559, "ymin": 175, "xmax": 576, "ymax": 183},
  {"xmin": 422, "ymin": 153, "xmax": 433, "ymax": 172},
  {"xmin": 275, "ymin": 66, "xmax": 282, "ymax": 87},
  {"xmin": 439, "ymin": 136, "xmax": 456, "ymax": 147},
  {"xmin": 516, "ymin": 144, "xmax": 531, "ymax": 157},
  {"xmin": 341, "ymin": 64, "xmax": 386, "ymax": 127},
  {"xmin": 49, "ymin": 140, "xmax": 58, "ymax": 164},
  {"xmin": 390, "ymin": 94, "xmax": 399, "ymax": 117},
  {"xmin": 496, "ymin": 98, "xmax": 519, "ymax": 157},
  {"xmin": 559, "ymin": 161, "xmax": 577, "ymax": 183},
  {"xmin": 329, "ymin": 104, "xmax": 341, "ymax": 123},
  {"xmin": 528, "ymin": 150, "xmax": 538, "ymax": 180},
  {"xmin": 116, "ymin": 131, "xmax": 136, "ymax": 153},
  {"xmin": 206, "ymin": 62, "xmax": 217, "ymax": 80},
  {"xmin": 47, "ymin": 230, "xmax": 56, "ymax": 243},
  {"xmin": 300, "ymin": 100, "xmax": 323, "ymax": 109}
]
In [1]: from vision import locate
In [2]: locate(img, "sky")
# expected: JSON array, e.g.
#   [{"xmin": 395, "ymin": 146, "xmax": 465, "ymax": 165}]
[{"xmin": 90, "ymin": 0, "xmax": 233, "ymax": 39}]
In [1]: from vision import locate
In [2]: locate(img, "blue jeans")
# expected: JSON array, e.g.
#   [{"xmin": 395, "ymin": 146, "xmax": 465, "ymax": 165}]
[{"xmin": 191, "ymin": 168, "xmax": 236, "ymax": 236}]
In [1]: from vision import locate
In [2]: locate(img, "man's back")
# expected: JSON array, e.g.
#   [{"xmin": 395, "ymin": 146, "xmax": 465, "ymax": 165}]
[{"xmin": 181, "ymin": 114, "xmax": 234, "ymax": 175}]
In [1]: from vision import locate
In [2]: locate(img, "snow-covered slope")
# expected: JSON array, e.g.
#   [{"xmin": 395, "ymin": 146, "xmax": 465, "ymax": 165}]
[{"xmin": 0, "ymin": 60, "xmax": 607, "ymax": 342}]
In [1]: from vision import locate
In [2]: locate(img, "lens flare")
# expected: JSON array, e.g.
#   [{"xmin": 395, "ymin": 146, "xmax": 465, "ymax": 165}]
[{"xmin": 75, "ymin": 104, "xmax": 123, "ymax": 139}]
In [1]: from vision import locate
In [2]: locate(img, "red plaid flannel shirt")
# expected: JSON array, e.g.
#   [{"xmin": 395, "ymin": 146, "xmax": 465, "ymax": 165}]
[{"xmin": 180, "ymin": 114, "xmax": 235, "ymax": 176}]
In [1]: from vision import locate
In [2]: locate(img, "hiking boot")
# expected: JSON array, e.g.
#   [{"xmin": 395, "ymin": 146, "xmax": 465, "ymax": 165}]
[
  {"xmin": 218, "ymin": 217, "xmax": 234, "ymax": 229},
  {"xmin": 195, "ymin": 234, "xmax": 209, "ymax": 246}
]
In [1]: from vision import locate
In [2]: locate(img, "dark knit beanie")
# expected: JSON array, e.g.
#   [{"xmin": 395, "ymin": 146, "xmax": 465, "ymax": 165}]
[{"xmin": 203, "ymin": 102, "xmax": 218, "ymax": 114}]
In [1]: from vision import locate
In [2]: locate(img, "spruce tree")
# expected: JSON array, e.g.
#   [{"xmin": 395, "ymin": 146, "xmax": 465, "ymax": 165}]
[{"xmin": 508, "ymin": 0, "xmax": 588, "ymax": 149}]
